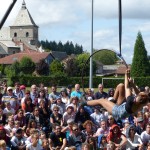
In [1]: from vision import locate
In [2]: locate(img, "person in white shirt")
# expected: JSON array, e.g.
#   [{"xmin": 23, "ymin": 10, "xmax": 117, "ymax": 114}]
[
  {"xmin": 26, "ymin": 131, "xmax": 42, "ymax": 150},
  {"xmin": 126, "ymin": 124, "xmax": 143, "ymax": 150},
  {"xmin": 4, "ymin": 116, "xmax": 15, "ymax": 137},
  {"xmin": 90, "ymin": 107, "xmax": 106, "ymax": 127},
  {"xmin": 3, "ymin": 102, "xmax": 15, "ymax": 119},
  {"xmin": 63, "ymin": 104, "xmax": 75, "ymax": 126},
  {"xmin": 94, "ymin": 120, "xmax": 109, "ymax": 137},
  {"xmin": 141, "ymin": 123, "xmax": 150, "ymax": 147}
]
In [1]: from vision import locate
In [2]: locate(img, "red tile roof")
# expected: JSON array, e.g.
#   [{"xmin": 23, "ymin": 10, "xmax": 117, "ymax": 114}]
[
  {"xmin": 115, "ymin": 65, "xmax": 131, "ymax": 74},
  {"xmin": 0, "ymin": 52, "xmax": 51, "ymax": 64}
]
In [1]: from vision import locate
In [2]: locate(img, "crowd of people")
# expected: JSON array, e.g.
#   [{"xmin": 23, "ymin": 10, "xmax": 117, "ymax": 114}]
[{"xmin": 0, "ymin": 70, "xmax": 150, "ymax": 150}]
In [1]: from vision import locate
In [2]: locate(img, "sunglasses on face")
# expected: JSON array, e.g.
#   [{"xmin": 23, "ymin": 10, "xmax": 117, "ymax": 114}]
[{"xmin": 54, "ymin": 110, "xmax": 59, "ymax": 112}]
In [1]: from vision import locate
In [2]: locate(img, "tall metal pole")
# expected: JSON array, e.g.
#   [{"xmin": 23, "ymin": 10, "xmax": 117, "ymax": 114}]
[
  {"xmin": 89, "ymin": 0, "xmax": 94, "ymax": 88},
  {"xmin": 0, "ymin": 0, "xmax": 17, "ymax": 30}
]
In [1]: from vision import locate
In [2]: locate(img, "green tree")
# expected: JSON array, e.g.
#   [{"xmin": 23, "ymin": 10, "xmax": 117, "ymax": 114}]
[
  {"xmin": 50, "ymin": 59, "xmax": 64, "ymax": 74},
  {"xmin": 93, "ymin": 49, "xmax": 118, "ymax": 65},
  {"xmin": 35, "ymin": 59, "xmax": 49, "ymax": 75},
  {"xmin": 4, "ymin": 61, "xmax": 20, "ymax": 77},
  {"xmin": 19, "ymin": 57, "xmax": 35, "ymax": 75},
  {"xmin": 131, "ymin": 32, "xmax": 150, "ymax": 77},
  {"xmin": 75, "ymin": 53, "xmax": 97, "ymax": 76}
]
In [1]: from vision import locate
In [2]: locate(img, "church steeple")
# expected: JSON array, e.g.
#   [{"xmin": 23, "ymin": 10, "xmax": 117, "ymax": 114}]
[
  {"xmin": 10, "ymin": 0, "xmax": 39, "ymax": 45},
  {"xmin": 22, "ymin": 0, "xmax": 26, "ymax": 9}
]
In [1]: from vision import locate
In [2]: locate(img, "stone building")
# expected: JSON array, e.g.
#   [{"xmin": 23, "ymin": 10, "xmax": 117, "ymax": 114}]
[{"xmin": 0, "ymin": 0, "xmax": 40, "ymax": 57}]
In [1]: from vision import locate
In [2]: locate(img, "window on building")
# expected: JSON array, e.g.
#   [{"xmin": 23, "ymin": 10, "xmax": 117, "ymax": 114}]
[
  {"xmin": 26, "ymin": 32, "xmax": 29, "ymax": 37},
  {"xmin": 14, "ymin": 32, "xmax": 17, "ymax": 37}
]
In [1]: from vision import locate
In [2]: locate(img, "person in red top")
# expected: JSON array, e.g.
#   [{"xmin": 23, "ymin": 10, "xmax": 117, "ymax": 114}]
[{"xmin": 107, "ymin": 124, "xmax": 127, "ymax": 150}]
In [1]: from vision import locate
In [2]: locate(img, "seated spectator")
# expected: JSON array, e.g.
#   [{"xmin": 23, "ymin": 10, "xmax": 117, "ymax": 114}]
[
  {"xmin": 107, "ymin": 88, "xmax": 115, "ymax": 102},
  {"xmin": 0, "ymin": 106, "xmax": 6, "ymax": 125},
  {"xmin": 25, "ymin": 129, "xmax": 38, "ymax": 146},
  {"xmin": 82, "ymin": 120, "xmax": 96, "ymax": 140},
  {"xmin": 94, "ymin": 120, "xmax": 109, "ymax": 137},
  {"xmin": 81, "ymin": 143, "xmax": 91, "ymax": 150},
  {"xmin": 51, "ymin": 96, "xmax": 66, "ymax": 114},
  {"xmin": 97, "ymin": 134, "xmax": 108, "ymax": 149},
  {"xmin": 61, "ymin": 119, "xmax": 74, "ymax": 142},
  {"xmin": 39, "ymin": 99, "xmax": 52, "ymax": 133},
  {"xmin": 85, "ymin": 88, "xmax": 95, "ymax": 101},
  {"xmin": 2, "ymin": 86, "xmax": 19, "ymax": 111},
  {"xmin": 60, "ymin": 87, "xmax": 70, "ymax": 105},
  {"xmin": 14, "ymin": 109, "xmax": 26, "ymax": 129},
  {"xmin": 90, "ymin": 107, "xmax": 106, "ymax": 127},
  {"xmin": 122, "ymin": 118, "xmax": 130, "ymax": 135},
  {"xmin": 107, "ymin": 124, "xmax": 127, "ymax": 150},
  {"xmin": 86, "ymin": 136, "xmax": 97, "ymax": 150},
  {"xmin": 21, "ymin": 97, "xmax": 35, "ymax": 114},
  {"xmin": 0, "ymin": 126, "xmax": 11, "ymax": 148},
  {"xmin": 21, "ymin": 90, "xmax": 31, "ymax": 105},
  {"xmin": 49, "ymin": 85, "xmax": 60, "ymax": 104},
  {"xmin": 141, "ymin": 123, "xmax": 150, "ymax": 147},
  {"xmin": 29, "ymin": 107, "xmax": 44, "ymax": 129},
  {"xmin": 10, "ymin": 128, "xmax": 26, "ymax": 150},
  {"xmin": 126, "ymin": 124, "xmax": 143, "ymax": 150},
  {"xmin": 3, "ymin": 102, "xmax": 15, "ymax": 120},
  {"xmin": 37, "ymin": 89, "xmax": 49, "ymax": 107},
  {"xmin": 0, "ymin": 140, "xmax": 7, "ymax": 150},
  {"xmin": 68, "ymin": 123, "xmax": 86, "ymax": 150},
  {"xmin": 39, "ymin": 130, "xmax": 47, "ymax": 145},
  {"xmin": 26, "ymin": 119, "xmax": 38, "ymax": 137},
  {"xmin": 26, "ymin": 130, "xmax": 42, "ymax": 150},
  {"xmin": 107, "ymin": 115, "xmax": 116, "ymax": 128},
  {"xmin": 63, "ymin": 104, "xmax": 75, "ymax": 126},
  {"xmin": 136, "ymin": 117, "xmax": 145, "ymax": 135},
  {"xmin": 4, "ymin": 116, "xmax": 15, "ymax": 137},
  {"xmin": 70, "ymin": 96, "xmax": 80, "ymax": 113},
  {"xmin": 74, "ymin": 106, "xmax": 91, "ymax": 127},
  {"xmin": 50, "ymin": 106, "xmax": 63, "ymax": 126},
  {"xmin": 49, "ymin": 123, "xmax": 67, "ymax": 150},
  {"xmin": 12, "ymin": 120, "xmax": 21, "ymax": 136},
  {"xmin": 41, "ymin": 138, "xmax": 50, "ymax": 150},
  {"xmin": 94, "ymin": 84, "xmax": 108, "ymax": 99},
  {"xmin": 71, "ymin": 84, "xmax": 82, "ymax": 100}
]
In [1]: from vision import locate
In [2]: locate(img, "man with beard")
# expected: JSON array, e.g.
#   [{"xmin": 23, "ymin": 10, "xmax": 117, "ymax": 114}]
[{"xmin": 49, "ymin": 123, "xmax": 67, "ymax": 150}]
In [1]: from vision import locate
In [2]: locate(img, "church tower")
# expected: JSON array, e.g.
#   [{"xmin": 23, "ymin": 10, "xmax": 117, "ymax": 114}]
[{"xmin": 10, "ymin": 0, "xmax": 39, "ymax": 45}]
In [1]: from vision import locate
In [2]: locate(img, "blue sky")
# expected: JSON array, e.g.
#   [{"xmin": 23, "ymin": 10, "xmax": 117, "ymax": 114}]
[{"xmin": 1, "ymin": 0, "xmax": 150, "ymax": 64}]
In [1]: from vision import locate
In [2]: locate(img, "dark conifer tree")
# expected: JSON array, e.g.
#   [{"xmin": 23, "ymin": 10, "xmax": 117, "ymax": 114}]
[{"xmin": 131, "ymin": 31, "xmax": 150, "ymax": 77}]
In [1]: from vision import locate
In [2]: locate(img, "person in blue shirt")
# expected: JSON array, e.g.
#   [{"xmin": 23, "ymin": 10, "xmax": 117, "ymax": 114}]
[{"xmin": 71, "ymin": 84, "xmax": 82, "ymax": 100}]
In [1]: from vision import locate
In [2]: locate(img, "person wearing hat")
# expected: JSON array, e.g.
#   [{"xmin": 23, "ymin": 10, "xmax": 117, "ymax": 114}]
[
  {"xmin": 2, "ymin": 87, "xmax": 19, "ymax": 111},
  {"xmin": 136, "ymin": 117, "xmax": 145, "ymax": 135},
  {"xmin": 63, "ymin": 104, "xmax": 75, "ymax": 126}
]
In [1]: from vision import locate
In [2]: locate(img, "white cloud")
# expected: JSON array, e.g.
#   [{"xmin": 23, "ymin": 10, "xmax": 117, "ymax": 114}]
[{"xmin": 1, "ymin": 0, "xmax": 150, "ymax": 64}]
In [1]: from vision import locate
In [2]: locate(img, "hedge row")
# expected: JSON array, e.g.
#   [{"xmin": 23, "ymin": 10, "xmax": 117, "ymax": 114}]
[{"xmin": 7, "ymin": 76, "xmax": 150, "ymax": 88}]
